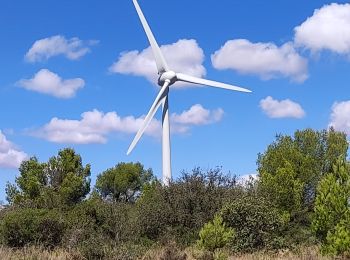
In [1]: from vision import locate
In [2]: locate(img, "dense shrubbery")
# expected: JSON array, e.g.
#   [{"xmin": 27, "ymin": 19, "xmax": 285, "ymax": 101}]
[
  {"xmin": 1, "ymin": 208, "xmax": 65, "ymax": 248},
  {"xmin": 0, "ymin": 128, "xmax": 349, "ymax": 259},
  {"xmin": 220, "ymin": 196, "xmax": 288, "ymax": 252}
]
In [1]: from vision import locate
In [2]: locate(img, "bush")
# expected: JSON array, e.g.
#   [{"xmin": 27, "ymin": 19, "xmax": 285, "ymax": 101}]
[
  {"xmin": 197, "ymin": 215, "xmax": 234, "ymax": 252},
  {"xmin": 323, "ymin": 218, "xmax": 350, "ymax": 256},
  {"xmin": 220, "ymin": 196, "xmax": 287, "ymax": 252},
  {"xmin": 63, "ymin": 197, "xmax": 139, "ymax": 257},
  {"xmin": 137, "ymin": 168, "xmax": 240, "ymax": 245},
  {"xmin": 0, "ymin": 208, "xmax": 65, "ymax": 248}
]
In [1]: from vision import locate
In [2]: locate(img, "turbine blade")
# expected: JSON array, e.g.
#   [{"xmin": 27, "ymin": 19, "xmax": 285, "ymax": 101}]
[
  {"xmin": 127, "ymin": 82, "xmax": 170, "ymax": 155},
  {"xmin": 176, "ymin": 73, "xmax": 252, "ymax": 93},
  {"xmin": 132, "ymin": 0, "xmax": 169, "ymax": 74}
]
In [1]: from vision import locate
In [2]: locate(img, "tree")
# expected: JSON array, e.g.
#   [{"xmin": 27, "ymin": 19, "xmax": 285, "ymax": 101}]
[
  {"xmin": 197, "ymin": 215, "xmax": 235, "ymax": 252},
  {"xmin": 312, "ymin": 157, "xmax": 350, "ymax": 256},
  {"xmin": 259, "ymin": 162, "xmax": 304, "ymax": 214},
  {"xmin": 95, "ymin": 162, "xmax": 154, "ymax": 203},
  {"xmin": 258, "ymin": 128, "xmax": 348, "ymax": 215},
  {"xmin": 6, "ymin": 148, "xmax": 91, "ymax": 207}
]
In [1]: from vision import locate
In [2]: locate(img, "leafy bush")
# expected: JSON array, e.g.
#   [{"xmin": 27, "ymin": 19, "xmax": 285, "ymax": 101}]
[
  {"xmin": 136, "ymin": 168, "xmax": 239, "ymax": 244},
  {"xmin": 197, "ymin": 215, "xmax": 234, "ymax": 252},
  {"xmin": 323, "ymin": 219, "xmax": 350, "ymax": 256},
  {"xmin": 0, "ymin": 208, "xmax": 65, "ymax": 248},
  {"xmin": 220, "ymin": 196, "xmax": 287, "ymax": 252}
]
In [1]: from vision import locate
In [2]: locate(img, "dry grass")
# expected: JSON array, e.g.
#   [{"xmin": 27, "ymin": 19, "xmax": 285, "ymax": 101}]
[
  {"xmin": 0, "ymin": 245, "xmax": 338, "ymax": 260},
  {"xmin": 0, "ymin": 246, "xmax": 83, "ymax": 260},
  {"xmin": 229, "ymin": 247, "xmax": 333, "ymax": 260}
]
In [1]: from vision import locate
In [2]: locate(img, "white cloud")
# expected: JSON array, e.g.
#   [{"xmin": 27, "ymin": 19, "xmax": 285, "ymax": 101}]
[
  {"xmin": 329, "ymin": 101, "xmax": 350, "ymax": 135},
  {"xmin": 25, "ymin": 35, "xmax": 97, "ymax": 62},
  {"xmin": 294, "ymin": 3, "xmax": 350, "ymax": 54},
  {"xmin": 0, "ymin": 131, "xmax": 28, "ymax": 169},
  {"xmin": 211, "ymin": 39, "xmax": 308, "ymax": 82},
  {"xmin": 33, "ymin": 105, "xmax": 224, "ymax": 144},
  {"xmin": 172, "ymin": 104, "xmax": 223, "ymax": 125},
  {"xmin": 260, "ymin": 96, "xmax": 305, "ymax": 119},
  {"xmin": 17, "ymin": 69, "xmax": 85, "ymax": 99},
  {"xmin": 237, "ymin": 173, "xmax": 259, "ymax": 186},
  {"xmin": 109, "ymin": 39, "xmax": 206, "ymax": 87}
]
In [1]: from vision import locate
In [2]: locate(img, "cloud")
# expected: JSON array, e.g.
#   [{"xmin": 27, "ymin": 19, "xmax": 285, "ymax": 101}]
[
  {"xmin": 294, "ymin": 3, "xmax": 350, "ymax": 54},
  {"xmin": 260, "ymin": 96, "xmax": 305, "ymax": 119},
  {"xmin": 0, "ymin": 131, "xmax": 28, "ymax": 169},
  {"xmin": 211, "ymin": 39, "xmax": 308, "ymax": 82},
  {"xmin": 237, "ymin": 173, "xmax": 259, "ymax": 186},
  {"xmin": 109, "ymin": 39, "xmax": 206, "ymax": 87},
  {"xmin": 17, "ymin": 69, "xmax": 85, "ymax": 98},
  {"xmin": 172, "ymin": 104, "xmax": 223, "ymax": 125},
  {"xmin": 32, "ymin": 105, "xmax": 224, "ymax": 144},
  {"xmin": 328, "ymin": 101, "xmax": 350, "ymax": 135},
  {"xmin": 25, "ymin": 35, "xmax": 97, "ymax": 62}
]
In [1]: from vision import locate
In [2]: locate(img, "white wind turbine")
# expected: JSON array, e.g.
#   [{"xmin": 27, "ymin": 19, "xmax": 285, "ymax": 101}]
[{"xmin": 127, "ymin": 0, "xmax": 252, "ymax": 185}]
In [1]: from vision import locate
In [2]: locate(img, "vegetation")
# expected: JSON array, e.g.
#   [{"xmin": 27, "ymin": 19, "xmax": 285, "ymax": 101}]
[{"xmin": 0, "ymin": 128, "xmax": 349, "ymax": 259}]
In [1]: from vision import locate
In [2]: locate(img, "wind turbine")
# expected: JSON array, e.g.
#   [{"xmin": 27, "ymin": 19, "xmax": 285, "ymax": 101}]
[{"xmin": 127, "ymin": 0, "xmax": 252, "ymax": 186}]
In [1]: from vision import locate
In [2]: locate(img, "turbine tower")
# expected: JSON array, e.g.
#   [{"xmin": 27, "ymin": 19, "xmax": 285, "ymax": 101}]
[{"xmin": 127, "ymin": 0, "xmax": 252, "ymax": 186}]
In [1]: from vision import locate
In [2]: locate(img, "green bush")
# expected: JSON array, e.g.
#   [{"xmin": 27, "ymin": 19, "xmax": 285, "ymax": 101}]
[
  {"xmin": 220, "ymin": 196, "xmax": 287, "ymax": 252},
  {"xmin": 323, "ymin": 219, "xmax": 350, "ymax": 256},
  {"xmin": 137, "ymin": 168, "xmax": 239, "ymax": 245},
  {"xmin": 0, "ymin": 208, "xmax": 65, "ymax": 248},
  {"xmin": 197, "ymin": 215, "xmax": 234, "ymax": 252}
]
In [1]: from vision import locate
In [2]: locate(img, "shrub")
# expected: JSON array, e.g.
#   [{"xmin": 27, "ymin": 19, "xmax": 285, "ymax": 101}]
[
  {"xmin": 323, "ymin": 218, "xmax": 350, "ymax": 256},
  {"xmin": 0, "ymin": 208, "xmax": 65, "ymax": 248},
  {"xmin": 137, "ymin": 168, "xmax": 240, "ymax": 245},
  {"xmin": 197, "ymin": 215, "xmax": 234, "ymax": 252},
  {"xmin": 220, "ymin": 196, "xmax": 287, "ymax": 252}
]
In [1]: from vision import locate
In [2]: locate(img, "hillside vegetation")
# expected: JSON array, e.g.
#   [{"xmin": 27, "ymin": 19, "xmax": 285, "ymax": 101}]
[{"xmin": 0, "ymin": 128, "xmax": 349, "ymax": 259}]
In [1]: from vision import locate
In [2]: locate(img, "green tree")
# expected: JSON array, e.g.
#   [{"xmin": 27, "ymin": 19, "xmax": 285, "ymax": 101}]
[
  {"xmin": 197, "ymin": 215, "xmax": 235, "ymax": 252},
  {"xmin": 258, "ymin": 128, "xmax": 348, "ymax": 215},
  {"xmin": 95, "ymin": 162, "xmax": 154, "ymax": 203},
  {"xmin": 312, "ymin": 157, "xmax": 350, "ymax": 256},
  {"xmin": 6, "ymin": 148, "xmax": 91, "ymax": 207}
]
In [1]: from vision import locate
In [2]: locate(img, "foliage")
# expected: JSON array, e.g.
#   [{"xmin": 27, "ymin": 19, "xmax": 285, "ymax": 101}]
[
  {"xmin": 259, "ymin": 161, "xmax": 304, "ymax": 214},
  {"xmin": 95, "ymin": 162, "xmax": 154, "ymax": 203},
  {"xmin": 0, "ymin": 208, "xmax": 65, "ymax": 248},
  {"xmin": 220, "ymin": 196, "xmax": 288, "ymax": 252},
  {"xmin": 0, "ymin": 129, "xmax": 349, "ymax": 257},
  {"xmin": 197, "ymin": 215, "xmax": 235, "ymax": 252},
  {"xmin": 312, "ymin": 157, "xmax": 350, "ymax": 256},
  {"xmin": 258, "ymin": 128, "xmax": 348, "ymax": 215},
  {"xmin": 136, "ymin": 168, "xmax": 239, "ymax": 244},
  {"xmin": 6, "ymin": 148, "xmax": 91, "ymax": 207}
]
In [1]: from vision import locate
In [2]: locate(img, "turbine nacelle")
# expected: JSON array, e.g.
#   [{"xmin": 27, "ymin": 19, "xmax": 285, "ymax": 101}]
[{"xmin": 158, "ymin": 71, "xmax": 177, "ymax": 86}]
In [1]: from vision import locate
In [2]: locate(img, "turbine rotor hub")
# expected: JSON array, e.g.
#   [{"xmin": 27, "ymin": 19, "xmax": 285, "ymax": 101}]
[{"xmin": 158, "ymin": 71, "xmax": 177, "ymax": 86}]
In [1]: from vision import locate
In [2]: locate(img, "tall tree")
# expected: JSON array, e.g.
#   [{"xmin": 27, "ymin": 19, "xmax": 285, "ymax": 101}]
[
  {"xmin": 6, "ymin": 148, "xmax": 91, "ymax": 207},
  {"xmin": 95, "ymin": 162, "xmax": 154, "ymax": 203},
  {"xmin": 312, "ymin": 157, "xmax": 350, "ymax": 255},
  {"xmin": 257, "ymin": 128, "xmax": 348, "ymax": 215}
]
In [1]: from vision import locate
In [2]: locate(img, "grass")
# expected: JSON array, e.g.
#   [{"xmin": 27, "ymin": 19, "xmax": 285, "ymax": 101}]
[{"xmin": 0, "ymin": 245, "xmax": 335, "ymax": 260}]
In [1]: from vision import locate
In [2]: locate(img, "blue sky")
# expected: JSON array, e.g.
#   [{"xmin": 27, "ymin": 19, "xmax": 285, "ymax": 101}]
[{"xmin": 1, "ymin": 0, "xmax": 350, "ymax": 202}]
